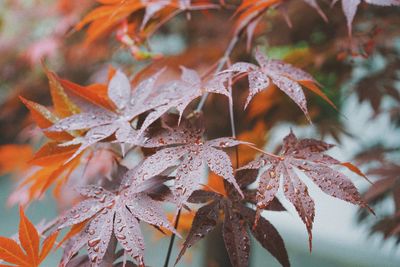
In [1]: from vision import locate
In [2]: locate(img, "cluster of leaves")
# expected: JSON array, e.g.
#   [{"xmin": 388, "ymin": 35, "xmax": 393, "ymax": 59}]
[
  {"xmin": 0, "ymin": 57, "xmax": 371, "ymax": 266},
  {"xmin": 1, "ymin": 0, "xmax": 399, "ymax": 267},
  {"xmin": 355, "ymin": 146, "xmax": 400, "ymax": 243}
]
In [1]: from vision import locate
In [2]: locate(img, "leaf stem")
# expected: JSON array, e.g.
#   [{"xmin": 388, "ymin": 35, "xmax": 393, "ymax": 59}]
[
  {"xmin": 196, "ymin": 35, "xmax": 239, "ymax": 112},
  {"xmin": 163, "ymin": 209, "xmax": 181, "ymax": 267}
]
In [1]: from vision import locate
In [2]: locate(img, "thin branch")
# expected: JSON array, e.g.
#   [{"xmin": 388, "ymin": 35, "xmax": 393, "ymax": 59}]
[
  {"xmin": 163, "ymin": 209, "xmax": 182, "ymax": 267},
  {"xmin": 196, "ymin": 35, "xmax": 239, "ymax": 112},
  {"xmin": 247, "ymin": 144, "xmax": 282, "ymax": 160}
]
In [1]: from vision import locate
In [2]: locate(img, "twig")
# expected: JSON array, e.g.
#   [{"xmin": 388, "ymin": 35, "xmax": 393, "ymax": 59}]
[
  {"xmin": 195, "ymin": 35, "xmax": 239, "ymax": 112},
  {"xmin": 163, "ymin": 209, "xmax": 182, "ymax": 267}
]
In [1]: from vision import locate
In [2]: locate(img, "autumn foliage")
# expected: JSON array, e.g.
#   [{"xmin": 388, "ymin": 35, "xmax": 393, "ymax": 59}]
[{"xmin": 0, "ymin": 0, "xmax": 400, "ymax": 267}]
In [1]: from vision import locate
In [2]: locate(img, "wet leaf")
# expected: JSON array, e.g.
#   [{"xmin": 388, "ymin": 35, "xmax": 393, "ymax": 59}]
[
  {"xmin": 240, "ymin": 130, "xmax": 370, "ymax": 249},
  {"xmin": 57, "ymin": 178, "xmax": 176, "ymax": 266}
]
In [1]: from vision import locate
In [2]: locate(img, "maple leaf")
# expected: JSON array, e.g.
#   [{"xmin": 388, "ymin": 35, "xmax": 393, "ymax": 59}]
[
  {"xmin": 332, "ymin": 0, "xmax": 400, "ymax": 36},
  {"xmin": 14, "ymin": 69, "xmax": 97, "ymax": 203},
  {"xmin": 57, "ymin": 170, "xmax": 177, "ymax": 266},
  {"xmin": 46, "ymin": 69, "xmax": 163, "ymax": 158},
  {"xmin": 0, "ymin": 207, "xmax": 58, "ymax": 267},
  {"xmin": 140, "ymin": 0, "xmax": 218, "ymax": 29},
  {"xmin": 19, "ymin": 68, "xmax": 81, "ymax": 142},
  {"xmin": 240, "ymin": 130, "xmax": 370, "ymax": 249},
  {"xmin": 357, "ymin": 159, "xmax": 400, "ymax": 242},
  {"xmin": 176, "ymin": 173, "xmax": 289, "ymax": 267},
  {"xmin": 209, "ymin": 50, "xmax": 335, "ymax": 122},
  {"xmin": 8, "ymin": 143, "xmax": 84, "ymax": 206},
  {"xmin": 233, "ymin": 0, "xmax": 327, "ymax": 49},
  {"xmin": 77, "ymin": 0, "xmax": 218, "ymax": 44},
  {"xmin": 134, "ymin": 66, "xmax": 206, "ymax": 139},
  {"xmin": 133, "ymin": 119, "xmax": 246, "ymax": 208},
  {"xmin": 48, "ymin": 67, "xmax": 206, "ymax": 159},
  {"xmin": 232, "ymin": 0, "xmax": 281, "ymax": 49}
]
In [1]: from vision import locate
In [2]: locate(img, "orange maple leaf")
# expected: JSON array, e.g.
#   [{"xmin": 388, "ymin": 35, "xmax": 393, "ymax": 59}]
[
  {"xmin": 15, "ymin": 69, "xmax": 91, "ymax": 204},
  {"xmin": 0, "ymin": 207, "xmax": 58, "ymax": 267}
]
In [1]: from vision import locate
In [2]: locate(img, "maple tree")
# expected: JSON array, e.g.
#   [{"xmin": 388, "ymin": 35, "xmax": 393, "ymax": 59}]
[{"xmin": 0, "ymin": 0, "xmax": 399, "ymax": 267}]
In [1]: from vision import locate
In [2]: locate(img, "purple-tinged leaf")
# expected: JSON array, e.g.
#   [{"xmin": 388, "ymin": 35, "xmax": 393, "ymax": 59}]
[
  {"xmin": 241, "ymin": 130, "xmax": 368, "ymax": 249},
  {"xmin": 269, "ymin": 74, "xmax": 310, "ymax": 122},
  {"xmin": 219, "ymin": 50, "xmax": 325, "ymax": 120},
  {"xmin": 141, "ymin": 122, "xmax": 244, "ymax": 206},
  {"xmin": 58, "ymin": 179, "xmax": 177, "ymax": 266},
  {"xmin": 240, "ymin": 206, "xmax": 290, "ymax": 267},
  {"xmin": 86, "ymin": 209, "xmax": 114, "ymax": 265},
  {"xmin": 282, "ymin": 164, "xmax": 315, "ymax": 249},
  {"xmin": 206, "ymin": 137, "xmax": 248, "ymax": 148},
  {"xmin": 127, "ymin": 193, "xmax": 178, "ymax": 235},
  {"xmin": 204, "ymin": 146, "xmax": 243, "ymax": 198},
  {"xmin": 174, "ymin": 152, "xmax": 207, "ymax": 208},
  {"xmin": 114, "ymin": 205, "xmax": 145, "ymax": 266},
  {"xmin": 180, "ymin": 66, "xmax": 201, "ymax": 86},
  {"xmin": 136, "ymin": 146, "xmax": 187, "ymax": 181},
  {"xmin": 246, "ymin": 70, "xmax": 270, "ymax": 108},
  {"xmin": 175, "ymin": 201, "xmax": 220, "ymax": 265},
  {"xmin": 108, "ymin": 70, "xmax": 131, "ymax": 110},
  {"xmin": 47, "ymin": 109, "xmax": 116, "ymax": 132},
  {"xmin": 58, "ymin": 200, "xmax": 106, "ymax": 229},
  {"xmin": 75, "ymin": 185, "xmax": 114, "ymax": 200},
  {"xmin": 256, "ymin": 166, "xmax": 280, "ymax": 209},
  {"xmin": 59, "ymin": 228, "xmax": 89, "ymax": 267},
  {"xmin": 205, "ymin": 73, "xmax": 232, "ymax": 98},
  {"xmin": 188, "ymin": 190, "xmax": 222, "ymax": 204},
  {"xmin": 222, "ymin": 201, "xmax": 250, "ymax": 267}
]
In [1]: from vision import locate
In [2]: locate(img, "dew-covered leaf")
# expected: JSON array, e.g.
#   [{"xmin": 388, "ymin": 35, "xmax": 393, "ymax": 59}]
[
  {"xmin": 86, "ymin": 209, "xmax": 114, "ymax": 265},
  {"xmin": 240, "ymin": 206, "xmax": 290, "ymax": 267},
  {"xmin": 108, "ymin": 70, "xmax": 132, "ymax": 110},
  {"xmin": 241, "ymin": 130, "xmax": 369, "ymax": 249},
  {"xmin": 222, "ymin": 201, "xmax": 250, "ymax": 267},
  {"xmin": 57, "ymin": 181, "xmax": 176, "ymax": 266},
  {"xmin": 141, "ymin": 122, "xmax": 244, "ymax": 207},
  {"xmin": 175, "ymin": 201, "xmax": 220, "ymax": 265},
  {"xmin": 219, "ymin": 50, "xmax": 334, "ymax": 121},
  {"xmin": 114, "ymin": 206, "xmax": 145, "ymax": 266}
]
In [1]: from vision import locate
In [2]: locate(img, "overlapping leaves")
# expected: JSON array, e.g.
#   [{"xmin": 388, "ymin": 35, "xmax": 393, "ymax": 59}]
[
  {"xmin": 47, "ymin": 67, "xmax": 205, "ymax": 160},
  {"xmin": 15, "ymin": 70, "xmax": 88, "ymax": 203},
  {"xmin": 137, "ymin": 118, "xmax": 246, "ymax": 208},
  {"xmin": 176, "ymin": 169, "xmax": 290, "ymax": 267}
]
